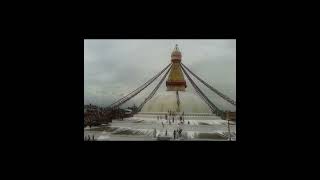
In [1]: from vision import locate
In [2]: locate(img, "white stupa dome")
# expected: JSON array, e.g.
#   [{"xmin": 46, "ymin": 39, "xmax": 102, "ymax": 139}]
[{"xmin": 141, "ymin": 91, "xmax": 212, "ymax": 113}]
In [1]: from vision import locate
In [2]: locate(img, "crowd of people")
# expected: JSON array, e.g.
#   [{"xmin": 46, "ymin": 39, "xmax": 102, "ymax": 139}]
[
  {"xmin": 173, "ymin": 127, "xmax": 183, "ymax": 139},
  {"xmin": 154, "ymin": 110, "xmax": 191, "ymax": 140},
  {"xmin": 156, "ymin": 110, "xmax": 190, "ymax": 125}
]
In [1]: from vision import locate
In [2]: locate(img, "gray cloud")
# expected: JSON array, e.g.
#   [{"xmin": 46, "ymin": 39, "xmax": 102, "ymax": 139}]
[{"xmin": 84, "ymin": 40, "xmax": 236, "ymax": 110}]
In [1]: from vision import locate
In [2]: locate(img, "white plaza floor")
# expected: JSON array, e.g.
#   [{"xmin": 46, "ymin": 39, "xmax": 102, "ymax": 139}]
[{"xmin": 84, "ymin": 113, "xmax": 236, "ymax": 141}]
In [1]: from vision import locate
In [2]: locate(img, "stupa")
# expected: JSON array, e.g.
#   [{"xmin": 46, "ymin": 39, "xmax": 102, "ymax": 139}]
[{"xmin": 141, "ymin": 45, "xmax": 212, "ymax": 114}]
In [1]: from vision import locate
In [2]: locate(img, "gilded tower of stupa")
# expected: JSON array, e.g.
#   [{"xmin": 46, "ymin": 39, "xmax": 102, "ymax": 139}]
[{"xmin": 166, "ymin": 44, "xmax": 187, "ymax": 91}]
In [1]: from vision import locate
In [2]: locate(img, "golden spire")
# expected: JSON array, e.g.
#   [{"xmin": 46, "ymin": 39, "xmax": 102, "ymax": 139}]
[
  {"xmin": 174, "ymin": 44, "xmax": 179, "ymax": 51},
  {"xmin": 166, "ymin": 45, "xmax": 186, "ymax": 91}
]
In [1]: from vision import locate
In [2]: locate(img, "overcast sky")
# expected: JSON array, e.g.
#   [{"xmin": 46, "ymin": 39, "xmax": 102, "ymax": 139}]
[{"xmin": 84, "ymin": 39, "xmax": 236, "ymax": 111}]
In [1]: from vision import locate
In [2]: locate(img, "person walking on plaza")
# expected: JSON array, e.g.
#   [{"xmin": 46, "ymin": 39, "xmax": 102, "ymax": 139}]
[
  {"xmin": 176, "ymin": 128, "xmax": 179, "ymax": 138},
  {"xmin": 177, "ymin": 129, "xmax": 179, "ymax": 138},
  {"xmin": 153, "ymin": 128, "xmax": 157, "ymax": 138},
  {"xmin": 173, "ymin": 130, "xmax": 176, "ymax": 139},
  {"xmin": 165, "ymin": 129, "xmax": 167, "ymax": 136},
  {"xmin": 177, "ymin": 128, "xmax": 180, "ymax": 138}
]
